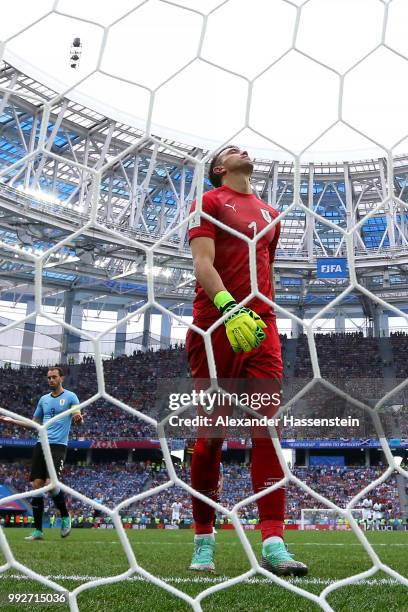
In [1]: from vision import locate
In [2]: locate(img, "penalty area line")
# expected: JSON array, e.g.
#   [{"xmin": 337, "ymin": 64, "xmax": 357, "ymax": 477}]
[
  {"xmin": 0, "ymin": 574, "xmax": 404, "ymax": 587},
  {"xmin": 288, "ymin": 542, "xmax": 408, "ymax": 547},
  {"xmin": 24, "ymin": 540, "xmax": 408, "ymax": 547}
]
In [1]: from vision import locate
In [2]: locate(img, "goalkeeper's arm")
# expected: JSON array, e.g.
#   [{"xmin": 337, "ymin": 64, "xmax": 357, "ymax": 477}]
[
  {"xmin": 190, "ymin": 237, "xmax": 267, "ymax": 352},
  {"xmin": 190, "ymin": 236, "xmax": 225, "ymax": 301}
]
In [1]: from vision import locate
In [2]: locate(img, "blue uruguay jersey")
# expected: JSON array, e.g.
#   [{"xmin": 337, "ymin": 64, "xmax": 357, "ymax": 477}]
[{"xmin": 33, "ymin": 389, "xmax": 80, "ymax": 445}]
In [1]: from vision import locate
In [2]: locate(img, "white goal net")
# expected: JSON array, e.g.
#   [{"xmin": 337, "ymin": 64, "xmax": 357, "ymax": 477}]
[{"xmin": 0, "ymin": 1, "xmax": 407, "ymax": 611}]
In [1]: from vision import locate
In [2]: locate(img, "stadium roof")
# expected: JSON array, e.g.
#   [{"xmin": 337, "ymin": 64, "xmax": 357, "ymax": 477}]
[
  {"xmin": 1, "ymin": 2, "xmax": 408, "ymax": 314},
  {"xmin": 3, "ymin": 1, "xmax": 408, "ymax": 161}
]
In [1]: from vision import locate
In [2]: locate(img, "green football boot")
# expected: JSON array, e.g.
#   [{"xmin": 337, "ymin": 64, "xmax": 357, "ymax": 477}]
[
  {"xmin": 261, "ymin": 541, "xmax": 308, "ymax": 576},
  {"xmin": 24, "ymin": 529, "xmax": 43, "ymax": 541},
  {"xmin": 61, "ymin": 515, "xmax": 71, "ymax": 538},
  {"xmin": 189, "ymin": 536, "xmax": 215, "ymax": 572}
]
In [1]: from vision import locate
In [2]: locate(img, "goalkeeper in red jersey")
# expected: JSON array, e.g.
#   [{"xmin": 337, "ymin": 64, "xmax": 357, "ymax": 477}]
[{"xmin": 186, "ymin": 145, "xmax": 307, "ymax": 576}]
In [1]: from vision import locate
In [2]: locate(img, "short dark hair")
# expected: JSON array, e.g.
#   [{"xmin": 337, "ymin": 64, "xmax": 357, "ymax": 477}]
[
  {"xmin": 48, "ymin": 366, "xmax": 64, "ymax": 377},
  {"xmin": 208, "ymin": 145, "xmax": 237, "ymax": 188}
]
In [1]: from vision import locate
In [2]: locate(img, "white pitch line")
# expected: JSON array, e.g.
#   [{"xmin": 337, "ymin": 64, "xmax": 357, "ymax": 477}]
[
  {"xmin": 287, "ymin": 543, "xmax": 408, "ymax": 547},
  {"xmin": 17, "ymin": 541, "xmax": 121, "ymax": 545},
  {"xmin": 91, "ymin": 541, "xmax": 408, "ymax": 548},
  {"xmin": 0, "ymin": 573, "xmax": 405, "ymax": 587}
]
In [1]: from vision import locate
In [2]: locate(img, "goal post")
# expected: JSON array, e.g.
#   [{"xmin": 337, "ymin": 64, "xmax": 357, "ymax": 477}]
[{"xmin": 300, "ymin": 508, "xmax": 363, "ymax": 530}]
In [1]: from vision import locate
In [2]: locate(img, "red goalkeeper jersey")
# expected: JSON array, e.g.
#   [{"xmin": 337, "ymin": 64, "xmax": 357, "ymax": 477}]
[{"xmin": 188, "ymin": 185, "xmax": 280, "ymax": 323}]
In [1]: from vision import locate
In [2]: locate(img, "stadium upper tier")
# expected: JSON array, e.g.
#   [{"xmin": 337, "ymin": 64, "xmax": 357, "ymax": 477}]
[
  {"xmin": 0, "ymin": 338, "xmax": 407, "ymax": 444},
  {"xmin": 1, "ymin": 63, "xmax": 408, "ymax": 310}
]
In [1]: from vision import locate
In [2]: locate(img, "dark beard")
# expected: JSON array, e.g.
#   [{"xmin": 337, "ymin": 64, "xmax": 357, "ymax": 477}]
[{"xmin": 240, "ymin": 158, "xmax": 254, "ymax": 174}]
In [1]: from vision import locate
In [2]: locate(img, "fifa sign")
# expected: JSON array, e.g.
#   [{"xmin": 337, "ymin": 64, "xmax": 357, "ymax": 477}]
[
  {"xmin": 316, "ymin": 258, "xmax": 348, "ymax": 279},
  {"xmin": 321, "ymin": 264, "xmax": 342, "ymax": 273}
]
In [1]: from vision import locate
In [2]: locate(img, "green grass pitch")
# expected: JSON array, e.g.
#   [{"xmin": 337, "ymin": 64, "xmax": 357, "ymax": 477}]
[{"xmin": 0, "ymin": 528, "xmax": 406, "ymax": 611}]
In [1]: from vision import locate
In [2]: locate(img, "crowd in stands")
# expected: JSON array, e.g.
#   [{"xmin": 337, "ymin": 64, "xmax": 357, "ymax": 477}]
[
  {"xmin": 0, "ymin": 334, "xmax": 407, "ymax": 441},
  {"xmin": 202, "ymin": 463, "xmax": 401, "ymax": 522},
  {"xmin": 289, "ymin": 332, "xmax": 406, "ymax": 438},
  {"xmin": 0, "ymin": 462, "xmax": 27, "ymax": 493},
  {"xmin": 0, "ymin": 460, "xmax": 402, "ymax": 525},
  {"xmin": 390, "ymin": 332, "xmax": 408, "ymax": 379},
  {"xmin": 294, "ymin": 332, "xmax": 383, "ymax": 381},
  {"xmin": 284, "ymin": 465, "xmax": 401, "ymax": 519},
  {"xmin": 0, "ymin": 347, "xmax": 187, "ymax": 440},
  {"xmin": 63, "ymin": 462, "xmax": 150, "ymax": 512}
]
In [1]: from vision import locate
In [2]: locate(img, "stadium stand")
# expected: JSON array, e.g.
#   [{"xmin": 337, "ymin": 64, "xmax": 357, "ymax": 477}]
[
  {"xmin": 1, "ymin": 462, "xmax": 402, "ymax": 527},
  {"xmin": 0, "ymin": 336, "xmax": 406, "ymax": 442}
]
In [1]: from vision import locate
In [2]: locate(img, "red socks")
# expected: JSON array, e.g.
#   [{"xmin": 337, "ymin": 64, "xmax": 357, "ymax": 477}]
[
  {"xmin": 191, "ymin": 436, "xmax": 285, "ymax": 538},
  {"xmin": 191, "ymin": 437, "xmax": 223, "ymax": 534},
  {"xmin": 251, "ymin": 436, "xmax": 285, "ymax": 540}
]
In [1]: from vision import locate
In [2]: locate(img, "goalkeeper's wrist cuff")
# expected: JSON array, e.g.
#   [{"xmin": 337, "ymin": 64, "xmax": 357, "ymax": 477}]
[{"xmin": 214, "ymin": 290, "xmax": 236, "ymax": 314}]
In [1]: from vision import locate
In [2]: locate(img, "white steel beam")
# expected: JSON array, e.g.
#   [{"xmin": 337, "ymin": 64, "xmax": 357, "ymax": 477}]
[{"xmin": 379, "ymin": 158, "xmax": 395, "ymax": 249}]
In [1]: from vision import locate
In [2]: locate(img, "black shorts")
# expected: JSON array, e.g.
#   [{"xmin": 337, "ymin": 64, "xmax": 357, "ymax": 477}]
[{"xmin": 29, "ymin": 442, "xmax": 67, "ymax": 482}]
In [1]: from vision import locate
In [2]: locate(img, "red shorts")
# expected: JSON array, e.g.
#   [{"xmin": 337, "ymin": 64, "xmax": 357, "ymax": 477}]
[{"xmin": 186, "ymin": 315, "xmax": 283, "ymax": 438}]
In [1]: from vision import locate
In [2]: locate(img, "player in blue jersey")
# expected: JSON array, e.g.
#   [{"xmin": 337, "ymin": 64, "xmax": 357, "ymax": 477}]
[{"xmin": 0, "ymin": 367, "xmax": 83, "ymax": 541}]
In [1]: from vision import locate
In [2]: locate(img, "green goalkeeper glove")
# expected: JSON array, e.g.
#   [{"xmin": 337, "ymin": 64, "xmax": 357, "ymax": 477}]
[{"xmin": 214, "ymin": 290, "xmax": 267, "ymax": 353}]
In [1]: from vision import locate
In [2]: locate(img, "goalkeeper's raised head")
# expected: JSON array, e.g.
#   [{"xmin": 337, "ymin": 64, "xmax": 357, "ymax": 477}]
[
  {"xmin": 188, "ymin": 145, "xmax": 280, "ymax": 348},
  {"xmin": 208, "ymin": 145, "xmax": 254, "ymax": 189},
  {"xmin": 186, "ymin": 146, "xmax": 307, "ymax": 576}
]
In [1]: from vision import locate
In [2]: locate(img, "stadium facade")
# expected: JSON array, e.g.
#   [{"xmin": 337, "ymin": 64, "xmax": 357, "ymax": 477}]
[{"xmin": 0, "ymin": 62, "xmax": 408, "ymax": 365}]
